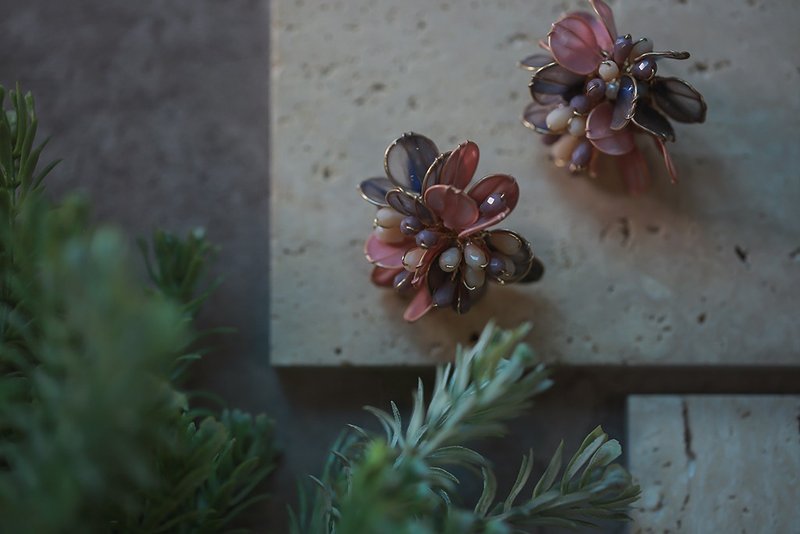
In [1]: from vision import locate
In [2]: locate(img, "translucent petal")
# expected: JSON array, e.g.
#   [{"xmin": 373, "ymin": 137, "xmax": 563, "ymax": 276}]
[
  {"xmin": 522, "ymin": 101, "xmax": 558, "ymax": 134},
  {"xmin": 610, "ymin": 75, "xmax": 638, "ymax": 131},
  {"xmin": 421, "ymin": 151, "xmax": 451, "ymax": 192},
  {"xmin": 571, "ymin": 11, "xmax": 613, "ymax": 51},
  {"xmin": 519, "ymin": 53, "xmax": 553, "ymax": 71},
  {"xmin": 403, "ymin": 287, "xmax": 434, "ymax": 322},
  {"xmin": 548, "ymin": 14, "xmax": 603, "ymax": 75},
  {"xmin": 529, "ymin": 63, "xmax": 584, "ymax": 97},
  {"xmin": 459, "ymin": 175, "xmax": 520, "ymax": 237},
  {"xmin": 631, "ymin": 103, "xmax": 675, "ymax": 142},
  {"xmin": 364, "ymin": 233, "xmax": 411, "ymax": 268},
  {"xmin": 423, "ymin": 185, "xmax": 480, "ymax": 231},
  {"xmin": 651, "ymin": 77, "xmax": 707, "ymax": 124},
  {"xmin": 371, "ymin": 266, "xmax": 403, "ymax": 287},
  {"xmin": 485, "ymin": 230, "xmax": 535, "ymax": 284},
  {"xmin": 358, "ymin": 176, "xmax": 394, "ymax": 206},
  {"xmin": 438, "ymin": 141, "xmax": 479, "ymax": 190},
  {"xmin": 384, "ymin": 133, "xmax": 440, "ymax": 194},
  {"xmin": 586, "ymin": 102, "xmax": 635, "ymax": 155},
  {"xmin": 588, "ymin": 0, "xmax": 617, "ymax": 47},
  {"xmin": 386, "ymin": 189, "xmax": 436, "ymax": 225}
]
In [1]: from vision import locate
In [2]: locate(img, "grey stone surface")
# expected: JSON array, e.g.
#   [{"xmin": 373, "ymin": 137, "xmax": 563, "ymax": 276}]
[
  {"xmin": 271, "ymin": 0, "xmax": 800, "ymax": 366},
  {"xmin": 627, "ymin": 395, "xmax": 800, "ymax": 533}
]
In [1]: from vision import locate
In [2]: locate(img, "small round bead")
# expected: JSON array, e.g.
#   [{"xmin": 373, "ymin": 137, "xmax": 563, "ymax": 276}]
[
  {"xmin": 545, "ymin": 105, "xmax": 574, "ymax": 132},
  {"xmin": 629, "ymin": 38, "xmax": 653, "ymax": 61},
  {"xmin": 569, "ymin": 94, "xmax": 591, "ymax": 114},
  {"xmin": 585, "ymin": 78, "xmax": 606, "ymax": 103},
  {"xmin": 399, "ymin": 216, "xmax": 423, "ymax": 235},
  {"xmin": 605, "ymin": 80, "xmax": 619, "ymax": 100},
  {"xmin": 464, "ymin": 242, "xmax": 488, "ymax": 268},
  {"xmin": 487, "ymin": 254, "xmax": 515, "ymax": 278},
  {"xmin": 393, "ymin": 270, "xmax": 413, "ymax": 294},
  {"xmin": 598, "ymin": 60, "xmax": 619, "ymax": 82},
  {"xmin": 570, "ymin": 140, "xmax": 593, "ymax": 170},
  {"xmin": 612, "ymin": 35, "xmax": 633, "ymax": 65},
  {"xmin": 375, "ymin": 207, "xmax": 404, "ymax": 228},
  {"xmin": 464, "ymin": 266, "xmax": 486, "ymax": 289},
  {"xmin": 415, "ymin": 229, "xmax": 439, "ymax": 248},
  {"xmin": 432, "ymin": 281, "xmax": 456, "ymax": 307},
  {"xmin": 402, "ymin": 247, "xmax": 425, "ymax": 271},
  {"xmin": 374, "ymin": 225, "xmax": 405, "ymax": 244},
  {"xmin": 479, "ymin": 193, "xmax": 507, "ymax": 216},
  {"xmin": 438, "ymin": 247, "xmax": 462, "ymax": 272},
  {"xmin": 632, "ymin": 58, "xmax": 656, "ymax": 80},
  {"xmin": 567, "ymin": 116, "xmax": 587, "ymax": 137}
]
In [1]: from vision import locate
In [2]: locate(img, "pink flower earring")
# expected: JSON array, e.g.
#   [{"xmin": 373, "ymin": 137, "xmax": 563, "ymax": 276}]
[
  {"xmin": 520, "ymin": 0, "xmax": 706, "ymax": 193},
  {"xmin": 359, "ymin": 133, "xmax": 543, "ymax": 322}
]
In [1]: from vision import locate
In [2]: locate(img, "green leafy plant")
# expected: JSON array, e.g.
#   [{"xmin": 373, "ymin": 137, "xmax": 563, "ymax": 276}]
[
  {"xmin": 0, "ymin": 85, "xmax": 277, "ymax": 532},
  {"xmin": 293, "ymin": 323, "xmax": 640, "ymax": 533}
]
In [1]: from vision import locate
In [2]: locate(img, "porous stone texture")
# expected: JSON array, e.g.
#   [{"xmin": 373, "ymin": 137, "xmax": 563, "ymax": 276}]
[
  {"xmin": 627, "ymin": 395, "xmax": 800, "ymax": 533},
  {"xmin": 270, "ymin": 0, "xmax": 800, "ymax": 365}
]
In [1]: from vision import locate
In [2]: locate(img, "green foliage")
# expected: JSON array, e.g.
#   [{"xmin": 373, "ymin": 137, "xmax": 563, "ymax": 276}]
[
  {"xmin": 293, "ymin": 323, "xmax": 640, "ymax": 533},
  {"xmin": 0, "ymin": 85, "xmax": 276, "ymax": 532}
]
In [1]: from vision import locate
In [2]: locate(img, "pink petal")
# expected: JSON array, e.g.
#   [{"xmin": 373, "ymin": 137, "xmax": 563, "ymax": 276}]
[
  {"xmin": 653, "ymin": 137, "xmax": 679, "ymax": 183},
  {"xmin": 617, "ymin": 146, "xmax": 652, "ymax": 195},
  {"xmin": 570, "ymin": 11, "xmax": 613, "ymax": 52},
  {"xmin": 364, "ymin": 234, "xmax": 412, "ymax": 269},
  {"xmin": 403, "ymin": 287, "xmax": 434, "ymax": 322},
  {"xmin": 423, "ymin": 185, "xmax": 480, "ymax": 230},
  {"xmin": 588, "ymin": 0, "xmax": 617, "ymax": 47},
  {"xmin": 458, "ymin": 174, "xmax": 520, "ymax": 238},
  {"xmin": 371, "ymin": 266, "xmax": 403, "ymax": 287},
  {"xmin": 586, "ymin": 102, "xmax": 635, "ymax": 155},
  {"xmin": 548, "ymin": 14, "xmax": 603, "ymax": 75},
  {"xmin": 439, "ymin": 141, "xmax": 479, "ymax": 190}
]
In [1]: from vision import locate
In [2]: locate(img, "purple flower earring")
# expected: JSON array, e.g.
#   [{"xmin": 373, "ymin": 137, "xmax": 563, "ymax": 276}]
[
  {"xmin": 359, "ymin": 133, "xmax": 543, "ymax": 322},
  {"xmin": 520, "ymin": 0, "xmax": 706, "ymax": 193}
]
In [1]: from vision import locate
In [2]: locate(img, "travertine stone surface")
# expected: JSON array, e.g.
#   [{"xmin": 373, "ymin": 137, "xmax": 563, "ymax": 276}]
[
  {"xmin": 628, "ymin": 395, "xmax": 800, "ymax": 534},
  {"xmin": 270, "ymin": 0, "xmax": 800, "ymax": 365}
]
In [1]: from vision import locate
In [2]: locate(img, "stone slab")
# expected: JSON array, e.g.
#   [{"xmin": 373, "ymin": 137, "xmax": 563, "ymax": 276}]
[
  {"xmin": 270, "ymin": 0, "xmax": 800, "ymax": 365},
  {"xmin": 627, "ymin": 395, "xmax": 800, "ymax": 533}
]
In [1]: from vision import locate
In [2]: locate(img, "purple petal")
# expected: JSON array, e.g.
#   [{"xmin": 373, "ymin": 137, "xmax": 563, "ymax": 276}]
[
  {"xmin": 522, "ymin": 101, "xmax": 558, "ymax": 134},
  {"xmin": 358, "ymin": 176, "xmax": 394, "ymax": 206},
  {"xmin": 386, "ymin": 189, "xmax": 436, "ymax": 225},
  {"xmin": 421, "ymin": 151, "xmax": 451, "ymax": 192},
  {"xmin": 384, "ymin": 133, "xmax": 439, "ymax": 194},
  {"xmin": 651, "ymin": 77, "xmax": 707, "ymax": 124},
  {"xmin": 529, "ymin": 62, "xmax": 585, "ymax": 98},
  {"xmin": 631, "ymin": 103, "xmax": 676, "ymax": 142},
  {"xmin": 610, "ymin": 75, "xmax": 638, "ymax": 131},
  {"xmin": 519, "ymin": 53, "xmax": 554, "ymax": 71}
]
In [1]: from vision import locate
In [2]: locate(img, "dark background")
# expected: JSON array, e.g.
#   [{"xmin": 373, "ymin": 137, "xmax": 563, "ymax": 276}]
[{"xmin": 2, "ymin": 1, "xmax": 797, "ymax": 531}]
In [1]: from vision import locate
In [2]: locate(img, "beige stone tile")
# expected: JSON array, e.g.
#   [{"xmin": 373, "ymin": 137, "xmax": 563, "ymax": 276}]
[
  {"xmin": 628, "ymin": 395, "xmax": 800, "ymax": 533},
  {"xmin": 270, "ymin": 0, "xmax": 800, "ymax": 365}
]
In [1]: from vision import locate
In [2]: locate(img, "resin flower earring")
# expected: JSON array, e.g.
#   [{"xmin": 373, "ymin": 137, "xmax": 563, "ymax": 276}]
[
  {"xmin": 519, "ymin": 0, "xmax": 706, "ymax": 193},
  {"xmin": 358, "ymin": 133, "xmax": 543, "ymax": 322}
]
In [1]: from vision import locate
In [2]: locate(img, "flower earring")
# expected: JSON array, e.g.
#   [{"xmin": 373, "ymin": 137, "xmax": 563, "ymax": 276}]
[
  {"xmin": 520, "ymin": 0, "xmax": 706, "ymax": 193},
  {"xmin": 359, "ymin": 133, "xmax": 543, "ymax": 322}
]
